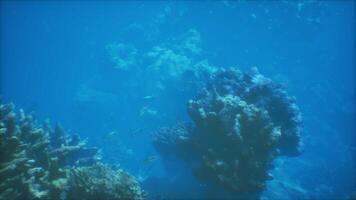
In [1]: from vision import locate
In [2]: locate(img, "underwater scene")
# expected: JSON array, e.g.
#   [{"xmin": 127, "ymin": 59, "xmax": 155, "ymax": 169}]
[{"xmin": 0, "ymin": 1, "xmax": 355, "ymax": 199}]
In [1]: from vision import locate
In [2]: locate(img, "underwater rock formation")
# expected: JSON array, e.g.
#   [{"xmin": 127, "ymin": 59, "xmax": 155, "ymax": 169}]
[
  {"xmin": 0, "ymin": 103, "xmax": 145, "ymax": 200},
  {"xmin": 153, "ymin": 68, "xmax": 302, "ymax": 195}
]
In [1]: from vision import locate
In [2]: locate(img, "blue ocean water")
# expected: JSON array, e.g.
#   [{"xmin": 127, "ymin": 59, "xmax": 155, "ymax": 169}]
[{"xmin": 0, "ymin": 1, "xmax": 355, "ymax": 199}]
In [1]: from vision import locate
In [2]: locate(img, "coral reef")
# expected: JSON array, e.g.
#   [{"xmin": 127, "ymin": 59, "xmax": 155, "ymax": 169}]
[
  {"xmin": 106, "ymin": 29, "xmax": 217, "ymax": 83},
  {"xmin": 0, "ymin": 103, "xmax": 145, "ymax": 200},
  {"xmin": 153, "ymin": 68, "xmax": 302, "ymax": 195}
]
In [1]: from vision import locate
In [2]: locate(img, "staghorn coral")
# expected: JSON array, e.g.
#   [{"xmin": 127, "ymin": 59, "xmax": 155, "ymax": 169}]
[
  {"xmin": 153, "ymin": 68, "xmax": 302, "ymax": 195},
  {"xmin": 0, "ymin": 102, "xmax": 145, "ymax": 200}
]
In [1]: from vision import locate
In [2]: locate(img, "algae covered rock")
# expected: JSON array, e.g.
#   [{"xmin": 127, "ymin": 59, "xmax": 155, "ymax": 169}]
[
  {"xmin": 0, "ymin": 102, "xmax": 145, "ymax": 200},
  {"xmin": 153, "ymin": 68, "xmax": 303, "ymax": 195}
]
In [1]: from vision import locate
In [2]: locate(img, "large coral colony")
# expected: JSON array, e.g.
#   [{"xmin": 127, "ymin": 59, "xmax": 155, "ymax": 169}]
[
  {"xmin": 0, "ymin": 68, "xmax": 302, "ymax": 199},
  {"xmin": 154, "ymin": 68, "xmax": 302, "ymax": 195}
]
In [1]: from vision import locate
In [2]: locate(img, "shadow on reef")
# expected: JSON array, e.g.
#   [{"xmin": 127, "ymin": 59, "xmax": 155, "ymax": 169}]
[
  {"xmin": 153, "ymin": 67, "xmax": 303, "ymax": 198},
  {"xmin": 0, "ymin": 103, "xmax": 145, "ymax": 200}
]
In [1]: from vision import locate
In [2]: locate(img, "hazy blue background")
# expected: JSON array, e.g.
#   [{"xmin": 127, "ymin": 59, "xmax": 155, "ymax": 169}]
[{"xmin": 1, "ymin": 1, "xmax": 355, "ymax": 199}]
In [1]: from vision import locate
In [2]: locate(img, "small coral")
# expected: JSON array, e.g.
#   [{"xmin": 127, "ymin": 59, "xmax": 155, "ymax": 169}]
[
  {"xmin": 67, "ymin": 164, "xmax": 146, "ymax": 200},
  {"xmin": 153, "ymin": 68, "xmax": 303, "ymax": 195}
]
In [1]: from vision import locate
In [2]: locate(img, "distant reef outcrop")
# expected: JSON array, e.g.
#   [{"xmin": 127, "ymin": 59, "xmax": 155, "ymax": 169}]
[
  {"xmin": 0, "ymin": 103, "xmax": 145, "ymax": 200},
  {"xmin": 153, "ymin": 68, "xmax": 303, "ymax": 196}
]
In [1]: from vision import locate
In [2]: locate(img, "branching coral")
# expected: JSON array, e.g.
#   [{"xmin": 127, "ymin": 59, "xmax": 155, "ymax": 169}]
[
  {"xmin": 153, "ymin": 68, "xmax": 302, "ymax": 195},
  {"xmin": 0, "ymin": 102, "xmax": 145, "ymax": 200}
]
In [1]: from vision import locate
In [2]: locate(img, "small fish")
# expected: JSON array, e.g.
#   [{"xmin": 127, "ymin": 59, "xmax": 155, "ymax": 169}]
[
  {"xmin": 107, "ymin": 131, "xmax": 117, "ymax": 137},
  {"xmin": 26, "ymin": 159, "xmax": 36, "ymax": 164},
  {"xmin": 143, "ymin": 95, "xmax": 155, "ymax": 100},
  {"xmin": 143, "ymin": 155, "xmax": 159, "ymax": 164}
]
